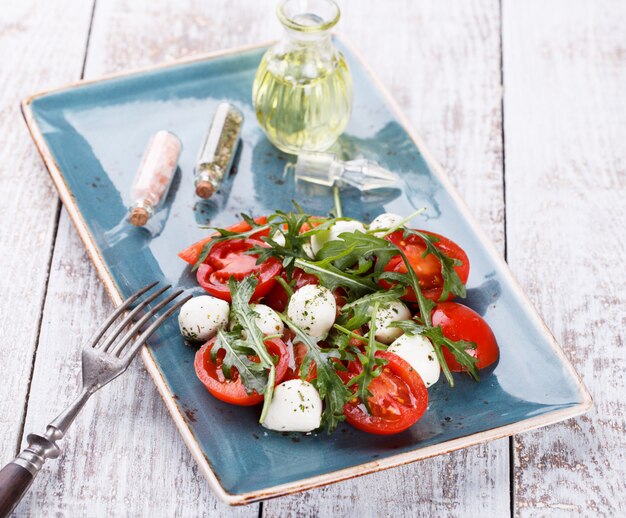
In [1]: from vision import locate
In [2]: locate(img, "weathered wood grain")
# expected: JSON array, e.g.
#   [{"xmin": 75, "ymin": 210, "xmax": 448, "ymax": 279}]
[
  {"xmin": 264, "ymin": 0, "xmax": 509, "ymax": 516},
  {"xmin": 0, "ymin": 0, "xmax": 94, "ymax": 468},
  {"xmin": 17, "ymin": 212, "xmax": 255, "ymax": 517},
  {"xmin": 14, "ymin": 0, "xmax": 283, "ymax": 516},
  {"xmin": 502, "ymin": 0, "xmax": 626, "ymax": 515}
]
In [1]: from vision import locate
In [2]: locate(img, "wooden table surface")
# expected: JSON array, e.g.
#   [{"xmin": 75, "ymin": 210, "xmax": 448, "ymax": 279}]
[{"xmin": 1, "ymin": 0, "xmax": 624, "ymax": 516}]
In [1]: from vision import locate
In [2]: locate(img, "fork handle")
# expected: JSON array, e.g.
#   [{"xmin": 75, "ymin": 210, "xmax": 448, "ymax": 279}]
[
  {"xmin": 0, "ymin": 462, "xmax": 35, "ymax": 517},
  {"xmin": 0, "ymin": 433, "xmax": 60, "ymax": 517}
]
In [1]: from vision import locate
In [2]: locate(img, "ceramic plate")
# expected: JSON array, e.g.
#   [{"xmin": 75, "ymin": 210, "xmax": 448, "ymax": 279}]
[{"xmin": 22, "ymin": 36, "xmax": 591, "ymax": 505}]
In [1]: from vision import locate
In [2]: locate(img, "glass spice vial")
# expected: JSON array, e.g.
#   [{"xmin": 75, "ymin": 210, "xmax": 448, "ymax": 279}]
[
  {"xmin": 194, "ymin": 102, "xmax": 244, "ymax": 198},
  {"xmin": 129, "ymin": 130, "xmax": 182, "ymax": 226}
]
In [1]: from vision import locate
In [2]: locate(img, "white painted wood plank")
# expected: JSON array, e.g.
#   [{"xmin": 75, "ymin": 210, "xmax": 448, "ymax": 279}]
[
  {"xmin": 0, "ymin": 0, "xmax": 93, "ymax": 467},
  {"xmin": 16, "ymin": 0, "xmax": 283, "ymax": 515},
  {"xmin": 265, "ymin": 0, "xmax": 509, "ymax": 516},
  {"xmin": 18, "ymin": 212, "xmax": 254, "ymax": 517},
  {"xmin": 502, "ymin": 0, "xmax": 626, "ymax": 515}
]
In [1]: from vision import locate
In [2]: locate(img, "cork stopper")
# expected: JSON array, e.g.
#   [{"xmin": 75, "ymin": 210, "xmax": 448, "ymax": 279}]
[
  {"xmin": 129, "ymin": 206, "xmax": 149, "ymax": 226},
  {"xmin": 195, "ymin": 180, "xmax": 215, "ymax": 199}
]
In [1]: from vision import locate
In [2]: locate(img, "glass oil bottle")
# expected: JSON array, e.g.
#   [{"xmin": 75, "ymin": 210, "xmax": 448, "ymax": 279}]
[{"xmin": 252, "ymin": 0, "xmax": 353, "ymax": 155}]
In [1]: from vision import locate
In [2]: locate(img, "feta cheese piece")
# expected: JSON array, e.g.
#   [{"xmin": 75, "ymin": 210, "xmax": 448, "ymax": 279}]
[
  {"xmin": 287, "ymin": 284, "xmax": 336, "ymax": 339},
  {"xmin": 374, "ymin": 301, "xmax": 412, "ymax": 344},
  {"xmin": 262, "ymin": 379, "xmax": 323, "ymax": 432},
  {"xmin": 178, "ymin": 295, "xmax": 229, "ymax": 342},
  {"xmin": 388, "ymin": 334, "xmax": 441, "ymax": 387},
  {"xmin": 310, "ymin": 219, "xmax": 367, "ymax": 255}
]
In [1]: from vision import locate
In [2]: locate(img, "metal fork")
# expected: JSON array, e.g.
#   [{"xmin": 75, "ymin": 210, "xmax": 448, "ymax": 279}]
[{"xmin": 0, "ymin": 282, "xmax": 190, "ymax": 517}]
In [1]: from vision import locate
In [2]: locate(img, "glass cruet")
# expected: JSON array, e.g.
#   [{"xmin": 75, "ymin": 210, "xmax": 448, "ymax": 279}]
[{"xmin": 252, "ymin": 0, "xmax": 353, "ymax": 155}]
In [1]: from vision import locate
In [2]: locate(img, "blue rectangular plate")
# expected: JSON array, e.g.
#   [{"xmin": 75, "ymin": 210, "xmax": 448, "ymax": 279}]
[{"xmin": 22, "ymin": 37, "xmax": 591, "ymax": 505}]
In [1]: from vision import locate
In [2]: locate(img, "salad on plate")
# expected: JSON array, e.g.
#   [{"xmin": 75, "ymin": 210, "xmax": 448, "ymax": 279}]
[{"xmin": 176, "ymin": 206, "xmax": 499, "ymax": 436}]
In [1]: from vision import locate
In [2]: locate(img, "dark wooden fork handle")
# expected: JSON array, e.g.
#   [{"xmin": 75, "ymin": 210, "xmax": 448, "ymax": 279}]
[{"xmin": 0, "ymin": 462, "xmax": 35, "ymax": 517}]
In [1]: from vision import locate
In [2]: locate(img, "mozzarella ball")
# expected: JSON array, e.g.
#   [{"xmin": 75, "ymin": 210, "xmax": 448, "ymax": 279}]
[
  {"xmin": 271, "ymin": 230, "xmax": 286, "ymax": 247},
  {"xmin": 178, "ymin": 295, "xmax": 229, "ymax": 342},
  {"xmin": 302, "ymin": 241, "xmax": 315, "ymax": 259},
  {"xmin": 369, "ymin": 213, "xmax": 405, "ymax": 236},
  {"xmin": 388, "ymin": 334, "xmax": 441, "ymax": 387},
  {"xmin": 250, "ymin": 304, "xmax": 284, "ymax": 336},
  {"xmin": 374, "ymin": 301, "xmax": 412, "ymax": 344},
  {"xmin": 310, "ymin": 219, "xmax": 367, "ymax": 255},
  {"xmin": 287, "ymin": 284, "xmax": 336, "ymax": 339},
  {"xmin": 262, "ymin": 379, "xmax": 322, "ymax": 432}
]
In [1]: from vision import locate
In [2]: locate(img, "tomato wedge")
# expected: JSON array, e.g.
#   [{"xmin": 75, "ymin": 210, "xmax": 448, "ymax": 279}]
[
  {"xmin": 343, "ymin": 351, "xmax": 428, "ymax": 435},
  {"xmin": 194, "ymin": 336, "xmax": 289, "ymax": 406},
  {"xmin": 178, "ymin": 216, "xmax": 269, "ymax": 265},
  {"xmin": 283, "ymin": 341, "xmax": 318, "ymax": 382},
  {"xmin": 431, "ymin": 302, "xmax": 499, "ymax": 371},
  {"xmin": 380, "ymin": 230, "xmax": 469, "ymax": 302},
  {"xmin": 196, "ymin": 238, "xmax": 282, "ymax": 302}
]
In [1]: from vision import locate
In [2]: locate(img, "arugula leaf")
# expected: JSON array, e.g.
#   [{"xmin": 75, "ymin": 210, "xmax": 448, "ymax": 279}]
[
  {"xmin": 340, "ymin": 287, "xmax": 405, "ymax": 330},
  {"xmin": 281, "ymin": 316, "xmax": 351, "ymax": 433},
  {"xmin": 248, "ymin": 211, "xmax": 323, "ymax": 276},
  {"xmin": 344, "ymin": 303, "xmax": 388, "ymax": 413},
  {"xmin": 390, "ymin": 319, "xmax": 479, "ymax": 386},
  {"xmin": 294, "ymin": 257, "xmax": 377, "ymax": 296},
  {"xmin": 228, "ymin": 277, "xmax": 276, "ymax": 423},
  {"xmin": 211, "ymin": 329, "xmax": 267, "ymax": 394},
  {"xmin": 403, "ymin": 229, "xmax": 466, "ymax": 300},
  {"xmin": 316, "ymin": 231, "xmax": 397, "ymax": 274}
]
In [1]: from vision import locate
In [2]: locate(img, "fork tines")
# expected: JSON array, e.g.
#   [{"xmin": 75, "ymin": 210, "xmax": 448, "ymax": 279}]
[{"xmin": 91, "ymin": 282, "xmax": 191, "ymax": 360}]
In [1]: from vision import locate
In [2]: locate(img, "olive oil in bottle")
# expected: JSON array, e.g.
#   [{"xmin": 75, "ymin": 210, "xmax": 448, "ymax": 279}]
[{"xmin": 252, "ymin": 1, "xmax": 353, "ymax": 155}]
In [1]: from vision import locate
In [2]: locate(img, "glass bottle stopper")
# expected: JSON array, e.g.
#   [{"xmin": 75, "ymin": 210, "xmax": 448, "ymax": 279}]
[{"xmin": 293, "ymin": 151, "xmax": 399, "ymax": 191}]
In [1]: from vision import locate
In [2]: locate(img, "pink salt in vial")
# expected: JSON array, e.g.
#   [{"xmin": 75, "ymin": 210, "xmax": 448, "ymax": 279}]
[{"xmin": 129, "ymin": 130, "xmax": 182, "ymax": 226}]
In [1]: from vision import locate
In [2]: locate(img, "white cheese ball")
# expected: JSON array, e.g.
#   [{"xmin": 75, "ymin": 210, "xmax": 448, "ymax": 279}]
[
  {"xmin": 310, "ymin": 220, "xmax": 367, "ymax": 255},
  {"xmin": 374, "ymin": 301, "xmax": 412, "ymax": 344},
  {"xmin": 262, "ymin": 379, "xmax": 322, "ymax": 432},
  {"xmin": 388, "ymin": 334, "xmax": 441, "ymax": 387},
  {"xmin": 287, "ymin": 284, "xmax": 336, "ymax": 339},
  {"xmin": 302, "ymin": 241, "xmax": 315, "ymax": 259},
  {"xmin": 369, "ymin": 213, "xmax": 405, "ymax": 236},
  {"xmin": 178, "ymin": 295, "xmax": 229, "ymax": 342},
  {"xmin": 250, "ymin": 304, "xmax": 284, "ymax": 336},
  {"xmin": 270, "ymin": 230, "xmax": 286, "ymax": 247}
]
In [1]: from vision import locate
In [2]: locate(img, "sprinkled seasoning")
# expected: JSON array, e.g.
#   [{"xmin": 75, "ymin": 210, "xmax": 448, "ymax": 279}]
[{"xmin": 194, "ymin": 102, "xmax": 244, "ymax": 198}]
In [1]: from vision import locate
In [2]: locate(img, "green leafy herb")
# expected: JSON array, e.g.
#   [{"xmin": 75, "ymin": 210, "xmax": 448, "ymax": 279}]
[
  {"xmin": 227, "ymin": 276, "xmax": 276, "ymax": 422},
  {"xmin": 390, "ymin": 319, "xmax": 479, "ymax": 386},
  {"xmin": 403, "ymin": 229, "xmax": 466, "ymax": 300},
  {"xmin": 211, "ymin": 329, "xmax": 267, "ymax": 394},
  {"xmin": 249, "ymin": 210, "xmax": 321, "ymax": 276},
  {"xmin": 316, "ymin": 231, "xmax": 397, "ymax": 274},
  {"xmin": 294, "ymin": 257, "xmax": 377, "ymax": 297},
  {"xmin": 340, "ymin": 287, "xmax": 405, "ymax": 330},
  {"xmin": 344, "ymin": 303, "xmax": 388, "ymax": 413},
  {"xmin": 281, "ymin": 315, "xmax": 351, "ymax": 433}
]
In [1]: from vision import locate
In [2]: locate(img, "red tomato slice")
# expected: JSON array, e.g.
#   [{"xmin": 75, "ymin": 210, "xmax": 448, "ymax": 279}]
[
  {"xmin": 380, "ymin": 230, "xmax": 469, "ymax": 302},
  {"xmin": 431, "ymin": 302, "xmax": 499, "ymax": 371},
  {"xmin": 196, "ymin": 238, "xmax": 282, "ymax": 302},
  {"xmin": 284, "ymin": 341, "xmax": 318, "ymax": 382},
  {"xmin": 343, "ymin": 351, "xmax": 428, "ymax": 435},
  {"xmin": 178, "ymin": 216, "xmax": 269, "ymax": 265},
  {"xmin": 194, "ymin": 336, "xmax": 289, "ymax": 406},
  {"xmin": 263, "ymin": 268, "xmax": 319, "ymax": 312}
]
